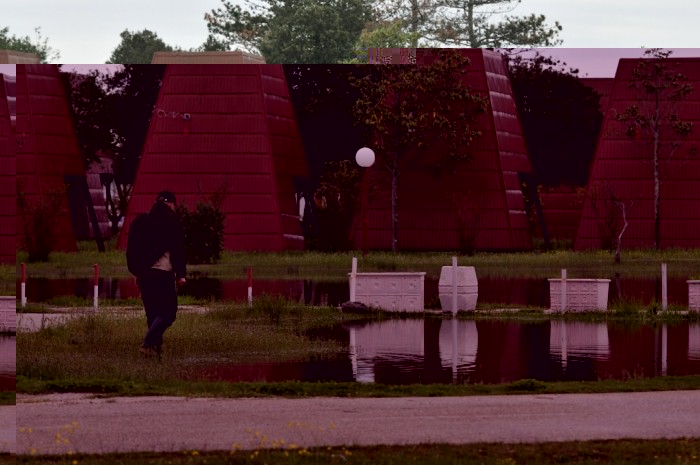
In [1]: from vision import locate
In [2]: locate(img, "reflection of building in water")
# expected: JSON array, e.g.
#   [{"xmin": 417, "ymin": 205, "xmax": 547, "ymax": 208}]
[
  {"xmin": 550, "ymin": 322, "xmax": 610, "ymax": 369},
  {"xmin": 349, "ymin": 320, "xmax": 425, "ymax": 383},
  {"xmin": 349, "ymin": 319, "xmax": 479, "ymax": 383},
  {"xmin": 438, "ymin": 320, "xmax": 478, "ymax": 381},
  {"xmin": 690, "ymin": 324, "xmax": 700, "ymax": 360},
  {"xmin": 0, "ymin": 337, "xmax": 15, "ymax": 374}
]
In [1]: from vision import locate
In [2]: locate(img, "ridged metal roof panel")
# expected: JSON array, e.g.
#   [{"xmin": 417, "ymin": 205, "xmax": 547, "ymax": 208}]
[
  {"xmin": 16, "ymin": 64, "xmax": 82, "ymax": 253},
  {"xmin": 0, "ymin": 73, "xmax": 15, "ymax": 263},
  {"xmin": 118, "ymin": 64, "xmax": 308, "ymax": 252}
]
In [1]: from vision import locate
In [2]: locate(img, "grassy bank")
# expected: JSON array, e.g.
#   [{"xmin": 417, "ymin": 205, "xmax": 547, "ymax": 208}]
[
  {"xmin": 17, "ymin": 374, "xmax": 700, "ymax": 398},
  {"xmin": 14, "ymin": 438, "xmax": 700, "ymax": 464},
  {"xmin": 15, "ymin": 240, "xmax": 700, "ymax": 279},
  {"xmin": 18, "ymin": 299, "xmax": 348, "ymax": 392},
  {"xmin": 16, "ymin": 298, "xmax": 700, "ymax": 397}
]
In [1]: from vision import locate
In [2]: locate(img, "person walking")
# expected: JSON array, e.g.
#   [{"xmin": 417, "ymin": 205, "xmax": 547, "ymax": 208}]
[{"xmin": 127, "ymin": 190, "xmax": 186, "ymax": 358}]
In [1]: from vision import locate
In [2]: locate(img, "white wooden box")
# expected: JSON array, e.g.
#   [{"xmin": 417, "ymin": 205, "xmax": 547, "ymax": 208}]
[
  {"xmin": 350, "ymin": 272, "xmax": 425, "ymax": 312},
  {"xmin": 548, "ymin": 279, "xmax": 610, "ymax": 311},
  {"xmin": 688, "ymin": 281, "xmax": 700, "ymax": 312},
  {"xmin": 438, "ymin": 266, "xmax": 478, "ymax": 312},
  {"xmin": 0, "ymin": 296, "xmax": 16, "ymax": 333}
]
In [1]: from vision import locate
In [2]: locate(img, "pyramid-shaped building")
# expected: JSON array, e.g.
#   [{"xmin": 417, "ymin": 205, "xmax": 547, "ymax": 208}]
[
  {"xmin": 0, "ymin": 72, "xmax": 15, "ymax": 263},
  {"xmin": 16, "ymin": 64, "xmax": 83, "ymax": 253},
  {"xmin": 117, "ymin": 64, "xmax": 308, "ymax": 252},
  {"xmin": 576, "ymin": 57, "xmax": 700, "ymax": 249},
  {"xmin": 360, "ymin": 48, "xmax": 532, "ymax": 251}
]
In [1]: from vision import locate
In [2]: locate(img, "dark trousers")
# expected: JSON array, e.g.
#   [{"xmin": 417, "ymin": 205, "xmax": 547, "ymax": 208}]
[{"xmin": 137, "ymin": 268, "xmax": 178, "ymax": 349}]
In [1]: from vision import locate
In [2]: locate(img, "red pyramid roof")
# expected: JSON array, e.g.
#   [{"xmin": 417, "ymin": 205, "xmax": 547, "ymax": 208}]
[
  {"xmin": 0, "ymin": 74, "xmax": 15, "ymax": 263},
  {"xmin": 576, "ymin": 57, "xmax": 700, "ymax": 249},
  {"xmin": 117, "ymin": 64, "xmax": 308, "ymax": 252},
  {"xmin": 16, "ymin": 64, "xmax": 83, "ymax": 253}
]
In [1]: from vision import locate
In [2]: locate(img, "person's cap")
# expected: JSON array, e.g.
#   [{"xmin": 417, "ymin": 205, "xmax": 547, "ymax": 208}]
[{"xmin": 156, "ymin": 191, "xmax": 176, "ymax": 204}]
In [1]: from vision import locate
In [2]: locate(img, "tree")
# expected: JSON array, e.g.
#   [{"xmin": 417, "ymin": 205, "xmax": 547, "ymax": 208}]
[
  {"xmin": 614, "ymin": 49, "xmax": 696, "ymax": 250},
  {"xmin": 204, "ymin": 0, "xmax": 372, "ymax": 63},
  {"xmin": 60, "ymin": 65, "xmax": 166, "ymax": 235},
  {"xmin": 58, "ymin": 69, "xmax": 114, "ymax": 169},
  {"xmin": 507, "ymin": 52, "xmax": 604, "ymax": 187},
  {"xmin": 373, "ymin": 0, "xmax": 562, "ymax": 47},
  {"xmin": 344, "ymin": 20, "xmax": 420, "ymax": 63},
  {"xmin": 107, "ymin": 29, "xmax": 175, "ymax": 64},
  {"xmin": 307, "ymin": 160, "xmax": 362, "ymax": 251},
  {"xmin": 349, "ymin": 50, "xmax": 489, "ymax": 251},
  {"xmin": 0, "ymin": 26, "xmax": 60, "ymax": 63}
]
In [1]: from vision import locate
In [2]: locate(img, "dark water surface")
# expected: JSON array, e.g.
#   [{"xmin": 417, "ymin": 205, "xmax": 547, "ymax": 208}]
[
  {"xmin": 19, "ymin": 275, "xmax": 692, "ymax": 308},
  {"xmin": 182, "ymin": 320, "xmax": 700, "ymax": 385},
  {"xmin": 0, "ymin": 336, "xmax": 15, "ymax": 391}
]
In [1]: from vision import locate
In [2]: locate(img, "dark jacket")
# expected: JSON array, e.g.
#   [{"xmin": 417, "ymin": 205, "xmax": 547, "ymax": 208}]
[{"xmin": 148, "ymin": 201, "xmax": 187, "ymax": 279}]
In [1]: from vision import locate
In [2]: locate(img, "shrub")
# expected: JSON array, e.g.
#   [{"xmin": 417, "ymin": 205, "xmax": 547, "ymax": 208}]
[
  {"xmin": 176, "ymin": 201, "xmax": 225, "ymax": 265},
  {"xmin": 507, "ymin": 379, "xmax": 547, "ymax": 392},
  {"xmin": 17, "ymin": 182, "xmax": 69, "ymax": 262}
]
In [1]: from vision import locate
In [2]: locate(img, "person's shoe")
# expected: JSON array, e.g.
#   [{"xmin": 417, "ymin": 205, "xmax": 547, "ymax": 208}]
[{"xmin": 139, "ymin": 345, "xmax": 157, "ymax": 358}]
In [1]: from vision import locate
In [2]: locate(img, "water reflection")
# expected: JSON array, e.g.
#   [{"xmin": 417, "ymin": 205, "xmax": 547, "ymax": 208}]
[
  {"xmin": 550, "ymin": 322, "xmax": 610, "ymax": 368},
  {"xmin": 689, "ymin": 325, "xmax": 700, "ymax": 360},
  {"xmin": 180, "ymin": 319, "xmax": 700, "ymax": 385},
  {"xmin": 0, "ymin": 336, "xmax": 15, "ymax": 392},
  {"xmin": 19, "ymin": 275, "xmax": 692, "ymax": 308}
]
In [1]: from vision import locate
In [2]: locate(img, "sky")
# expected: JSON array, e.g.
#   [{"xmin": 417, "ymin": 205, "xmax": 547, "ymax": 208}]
[
  {"xmin": 1, "ymin": 0, "xmax": 700, "ymax": 76},
  {"xmin": 5, "ymin": 0, "xmax": 700, "ymax": 58}
]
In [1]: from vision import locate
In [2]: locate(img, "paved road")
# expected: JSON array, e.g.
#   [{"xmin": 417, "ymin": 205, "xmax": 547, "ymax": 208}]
[
  {"xmin": 16, "ymin": 390, "xmax": 700, "ymax": 454},
  {"xmin": 0, "ymin": 406, "xmax": 15, "ymax": 454}
]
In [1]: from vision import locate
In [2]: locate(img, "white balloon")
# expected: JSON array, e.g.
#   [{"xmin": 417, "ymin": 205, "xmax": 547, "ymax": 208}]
[{"xmin": 355, "ymin": 147, "xmax": 375, "ymax": 167}]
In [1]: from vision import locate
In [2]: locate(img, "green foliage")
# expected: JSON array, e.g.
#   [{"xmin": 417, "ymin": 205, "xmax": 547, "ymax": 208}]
[
  {"xmin": 507, "ymin": 52, "xmax": 604, "ymax": 187},
  {"xmin": 507, "ymin": 378, "xmax": 547, "ymax": 392},
  {"xmin": 344, "ymin": 20, "xmax": 420, "ymax": 63},
  {"xmin": 374, "ymin": 0, "xmax": 562, "ymax": 47},
  {"xmin": 16, "ymin": 183, "xmax": 68, "ymax": 263},
  {"xmin": 0, "ymin": 26, "xmax": 60, "ymax": 62},
  {"xmin": 176, "ymin": 201, "xmax": 226, "ymax": 265},
  {"xmin": 204, "ymin": 0, "xmax": 372, "ymax": 63},
  {"xmin": 106, "ymin": 29, "xmax": 175, "ymax": 64},
  {"xmin": 248, "ymin": 293, "xmax": 303, "ymax": 324},
  {"xmin": 58, "ymin": 69, "xmax": 112, "ymax": 169},
  {"xmin": 307, "ymin": 160, "xmax": 361, "ymax": 252}
]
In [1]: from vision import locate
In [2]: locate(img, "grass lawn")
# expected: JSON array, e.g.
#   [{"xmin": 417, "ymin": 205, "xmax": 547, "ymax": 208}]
[
  {"xmin": 13, "ymin": 439, "xmax": 700, "ymax": 464},
  {"xmin": 14, "ymin": 240, "xmax": 700, "ymax": 279}
]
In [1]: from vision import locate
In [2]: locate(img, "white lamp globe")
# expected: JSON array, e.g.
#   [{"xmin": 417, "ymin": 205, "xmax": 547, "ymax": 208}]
[{"xmin": 355, "ymin": 147, "xmax": 375, "ymax": 168}]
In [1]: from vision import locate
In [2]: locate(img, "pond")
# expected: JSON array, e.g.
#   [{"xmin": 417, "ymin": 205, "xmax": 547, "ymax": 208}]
[
  {"xmin": 0, "ymin": 336, "xmax": 15, "ymax": 391},
  {"xmin": 180, "ymin": 320, "xmax": 700, "ymax": 385},
  {"xmin": 18, "ymin": 275, "xmax": 692, "ymax": 308}
]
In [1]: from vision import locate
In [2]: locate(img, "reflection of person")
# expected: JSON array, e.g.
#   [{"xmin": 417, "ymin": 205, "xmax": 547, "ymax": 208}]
[{"xmin": 137, "ymin": 191, "xmax": 186, "ymax": 358}]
